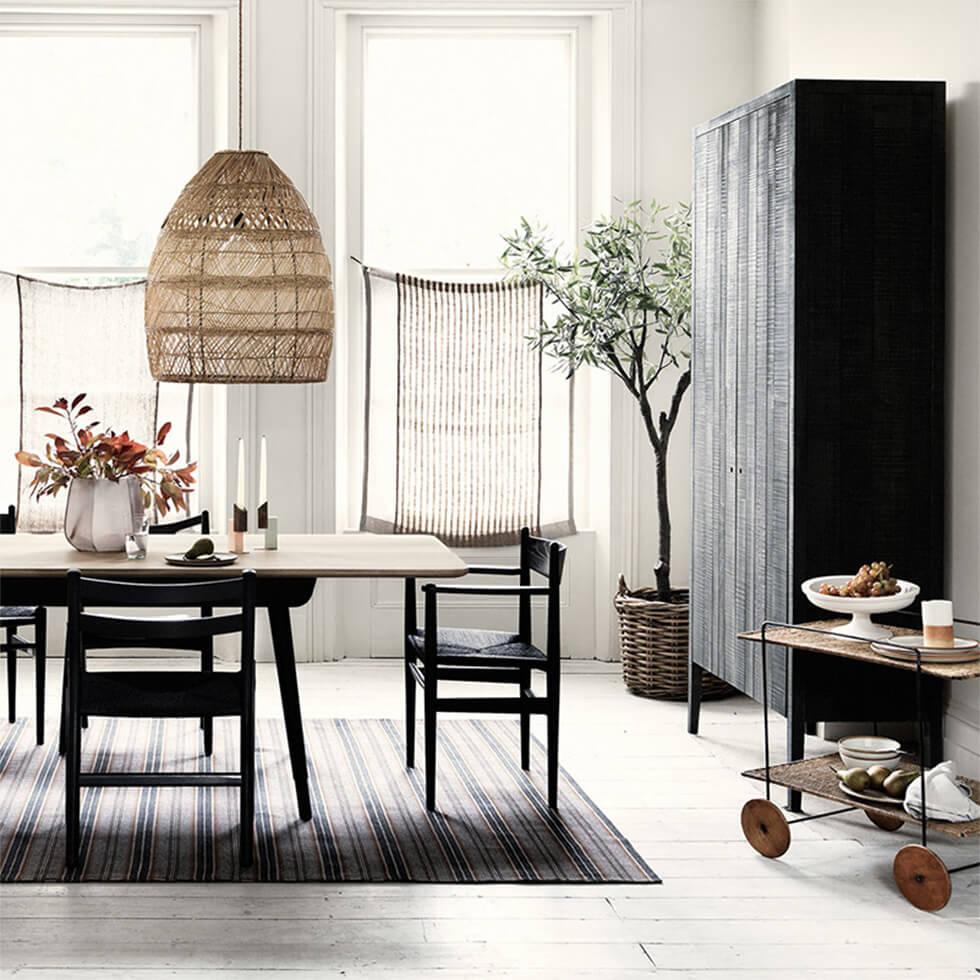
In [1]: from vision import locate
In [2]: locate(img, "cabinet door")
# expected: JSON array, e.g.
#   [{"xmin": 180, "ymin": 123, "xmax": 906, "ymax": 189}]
[
  {"xmin": 734, "ymin": 96, "xmax": 794, "ymax": 710},
  {"xmin": 691, "ymin": 122, "xmax": 733, "ymax": 685}
]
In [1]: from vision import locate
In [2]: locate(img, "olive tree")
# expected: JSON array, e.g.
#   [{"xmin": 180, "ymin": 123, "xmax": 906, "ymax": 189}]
[{"xmin": 501, "ymin": 200, "xmax": 691, "ymax": 600}]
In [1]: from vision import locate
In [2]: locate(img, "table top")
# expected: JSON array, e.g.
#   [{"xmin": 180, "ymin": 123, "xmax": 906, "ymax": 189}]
[
  {"xmin": 0, "ymin": 532, "xmax": 468, "ymax": 580},
  {"xmin": 739, "ymin": 619, "xmax": 980, "ymax": 681}
]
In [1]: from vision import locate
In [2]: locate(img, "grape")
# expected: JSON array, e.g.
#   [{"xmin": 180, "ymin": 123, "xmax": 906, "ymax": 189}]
[{"xmin": 819, "ymin": 561, "xmax": 898, "ymax": 599}]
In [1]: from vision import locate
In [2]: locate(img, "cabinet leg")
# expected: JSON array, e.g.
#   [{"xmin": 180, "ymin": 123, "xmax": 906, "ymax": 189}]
[{"xmin": 687, "ymin": 660, "xmax": 703, "ymax": 735}]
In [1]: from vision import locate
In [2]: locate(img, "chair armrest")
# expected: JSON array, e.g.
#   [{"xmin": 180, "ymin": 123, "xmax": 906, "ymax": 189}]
[
  {"xmin": 422, "ymin": 584, "xmax": 549, "ymax": 597},
  {"xmin": 465, "ymin": 565, "xmax": 522, "ymax": 576}
]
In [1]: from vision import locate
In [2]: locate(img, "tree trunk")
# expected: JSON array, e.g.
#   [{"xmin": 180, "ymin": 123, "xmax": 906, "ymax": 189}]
[
  {"xmin": 653, "ymin": 442, "xmax": 671, "ymax": 600},
  {"xmin": 638, "ymin": 388, "xmax": 673, "ymax": 600}
]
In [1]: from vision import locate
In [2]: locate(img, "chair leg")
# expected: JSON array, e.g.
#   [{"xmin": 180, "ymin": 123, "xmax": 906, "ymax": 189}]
[
  {"xmin": 547, "ymin": 669, "xmax": 560, "ymax": 809},
  {"xmin": 519, "ymin": 667, "xmax": 531, "ymax": 770},
  {"xmin": 58, "ymin": 656, "xmax": 69, "ymax": 756},
  {"xmin": 405, "ymin": 658, "xmax": 416, "ymax": 768},
  {"xmin": 35, "ymin": 609, "xmax": 46, "ymax": 745},
  {"xmin": 239, "ymin": 709, "xmax": 255, "ymax": 869},
  {"xmin": 65, "ymin": 692, "xmax": 81, "ymax": 870},
  {"xmin": 80, "ymin": 644, "xmax": 88, "ymax": 729},
  {"xmin": 424, "ymin": 678, "xmax": 437, "ymax": 812},
  {"xmin": 201, "ymin": 640, "xmax": 214, "ymax": 757},
  {"xmin": 5, "ymin": 627, "xmax": 15, "ymax": 723}
]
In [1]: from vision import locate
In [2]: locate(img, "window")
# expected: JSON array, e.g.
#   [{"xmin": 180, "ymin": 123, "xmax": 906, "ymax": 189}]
[
  {"xmin": 0, "ymin": 16, "xmax": 217, "ymax": 517},
  {"xmin": 340, "ymin": 15, "xmax": 594, "ymax": 531},
  {"xmin": 361, "ymin": 29, "xmax": 576, "ymax": 271}
]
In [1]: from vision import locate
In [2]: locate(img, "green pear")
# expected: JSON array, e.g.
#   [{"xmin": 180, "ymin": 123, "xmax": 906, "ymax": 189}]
[
  {"xmin": 883, "ymin": 770, "xmax": 918, "ymax": 798},
  {"xmin": 839, "ymin": 768, "xmax": 871, "ymax": 792},
  {"xmin": 184, "ymin": 537, "xmax": 215, "ymax": 560},
  {"xmin": 867, "ymin": 765, "xmax": 890, "ymax": 790}
]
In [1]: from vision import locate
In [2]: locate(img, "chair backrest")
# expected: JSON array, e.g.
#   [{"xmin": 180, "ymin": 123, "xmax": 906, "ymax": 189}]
[
  {"xmin": 0, "ymin": 504, "xmax": 15, "ymax": 534},
  {"xmin": 66, "ymin": 570, "xmax": 256, "ymax": 658},
  {"xmin": 149, "ymin": 510, "xmax": 210, "ymax": 535},
  {"xmin": 520, "ymin": 527, "xmax": 566, "ymax": 585},
  {"xmin": 518, "ymin": 527, "xmax": 566, "ymax": 647}
]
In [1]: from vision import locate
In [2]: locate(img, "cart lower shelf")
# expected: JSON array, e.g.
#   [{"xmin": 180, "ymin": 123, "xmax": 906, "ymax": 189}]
[
  {"xmin": 742, "ymin": 753, "xmax": 980, "ymax": 838},
  {"xmin": 739, "ymin": 753, "xmax": 980, "ymax": 912}
]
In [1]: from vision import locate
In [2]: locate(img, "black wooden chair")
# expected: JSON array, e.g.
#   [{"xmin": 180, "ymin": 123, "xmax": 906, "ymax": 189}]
[
  {"xmin": 64, "ymin": 569, "xmax": 257, "ymax": 870},
  {"xmin": 59, "ymin": 510, "xmax": 217, "ymax": 756},
  {"xmin": 1, "ymin": 504, "xmax": 47, "ymax": 744},
  {"xmin": 405, "ymin": 527, "xmax": 566, "ymax": 812}
]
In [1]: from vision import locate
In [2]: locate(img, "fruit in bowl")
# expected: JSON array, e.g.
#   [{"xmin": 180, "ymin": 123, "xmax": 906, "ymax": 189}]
[
  {"xmin": 818, "ymin": 561, "xmax": 899, "ymax": 598},
  {"xmin": 802, "ymin": 563, "xmax": 919, "ymax": 641},
  {"xmin": 836, "ymin": 766, "xmax": 918, "ymax": 799}
]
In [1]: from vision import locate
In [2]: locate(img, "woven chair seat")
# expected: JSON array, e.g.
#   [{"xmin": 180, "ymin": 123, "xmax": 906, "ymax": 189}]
[
  {"xmin": 410, "ymin": 627, "xmax": 546, "ymax": 668},
  {"xmin": 0, "ymin": 606, "xmax": 39, "ymax": 626}
]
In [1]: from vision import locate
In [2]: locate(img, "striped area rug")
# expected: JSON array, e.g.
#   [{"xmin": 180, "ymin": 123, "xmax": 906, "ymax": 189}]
[{"xmin": 0, "ymin": 717, "xmax": 658, "ymax": 883}]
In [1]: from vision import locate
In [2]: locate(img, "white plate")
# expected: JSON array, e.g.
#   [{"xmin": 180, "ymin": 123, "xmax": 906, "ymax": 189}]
[
  {"xmin": 164, "ymin": 552, "xmax": 239, "ymax": 568},
  {"xmin": 871, "ymin": 635, "xmax": 980, "ymax": 664},
  {"xmin": 800, "ymin": 577, "xmax": 919, "ymax": 641},
  {"xmin": 840, "ymin": 779, "xmax": 972, "ymax": 807},
  {"xmin": 839, "ymin": 782, "xmax": 905, "ymax": 806}
]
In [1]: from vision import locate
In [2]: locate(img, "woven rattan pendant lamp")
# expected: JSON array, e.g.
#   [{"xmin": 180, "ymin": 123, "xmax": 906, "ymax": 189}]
[{"xmin": 144, "ymin": 2, "xmax": 333, "ymax": 383}]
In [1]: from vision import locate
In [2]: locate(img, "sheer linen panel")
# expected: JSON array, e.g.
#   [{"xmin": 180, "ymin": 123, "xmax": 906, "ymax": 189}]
[
  {"xmin": 8, "ymin": 273, "xmax": 193, "ymax": 531},
  {"xmin": 360, "ymin": 269, "xmax": 574, "ymax": 547}
]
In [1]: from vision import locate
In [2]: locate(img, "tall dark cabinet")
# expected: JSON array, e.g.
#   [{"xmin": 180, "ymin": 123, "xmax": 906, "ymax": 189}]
[{"xmin": 688, "ymin": 80, "xmax": 946, "ymax": 789}]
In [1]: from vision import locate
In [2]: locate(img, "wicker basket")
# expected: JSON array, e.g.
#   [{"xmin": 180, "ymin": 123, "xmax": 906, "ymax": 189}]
[{"xmin": 615, "ymin": 575, "xmax": 732, "ymax": 700}]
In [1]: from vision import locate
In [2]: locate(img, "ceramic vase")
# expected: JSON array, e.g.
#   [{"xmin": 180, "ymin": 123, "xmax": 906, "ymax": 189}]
[{"xmin": 64, "ymin": 476, "xmax": 143, "ymax": 552}]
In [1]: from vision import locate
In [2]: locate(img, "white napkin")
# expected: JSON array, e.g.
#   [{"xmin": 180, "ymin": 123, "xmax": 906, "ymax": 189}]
[{"xmin": 903, "ymin": 761, "xmax": 980, "ymax": 822}]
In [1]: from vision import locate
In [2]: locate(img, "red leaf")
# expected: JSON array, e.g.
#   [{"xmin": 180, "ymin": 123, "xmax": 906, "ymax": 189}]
[
  {"xmin": 71, "ymin": 393, "xmax": 87, "ymax": 409},
  {"xmin": 76, "ymin": 406, "xmax": 93, "ymax": 417},
  {"xmin": 15, "ymin": 450, "xmax": 42, "ymax": 467},
  {"xmin": 54, "ymin": 397, "xmax": 69, "ymax": 410},
  {"xmin": 36, "ymin": 406, "xmax": 64, "ymax": 417},
  {"xmin": 156, "ymin": 421, "xmax": 172, "ymax": 445}
]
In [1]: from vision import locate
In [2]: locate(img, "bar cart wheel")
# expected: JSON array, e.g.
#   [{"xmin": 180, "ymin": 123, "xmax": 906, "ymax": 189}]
[
  {"xmin": 866, "ymin": 810, "xmax": 904, "ymax": 832},
  {"xmin": 741, "ymin": 799, "xmax": 791, "ymax": 858},
  {"xmin": 893, "ymin": 844, "xmax": 952, "ymax": 911}
]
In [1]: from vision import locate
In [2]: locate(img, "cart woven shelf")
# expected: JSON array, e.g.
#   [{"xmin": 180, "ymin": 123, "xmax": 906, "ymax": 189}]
[{"xmin": 615, "ymin": 578, "xmax": 732, "ymax": 700}]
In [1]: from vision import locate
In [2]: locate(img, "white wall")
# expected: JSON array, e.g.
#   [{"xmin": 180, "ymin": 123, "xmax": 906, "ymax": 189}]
[
  {"xmin": 754, "ymin": 0, "xmax": 980, "ymax": 778},
  {"xmin": 634, "ymin": 0, "xmax": 757, "ymax": 590},
  {"xmin": 243, "ymin": 0, "xmax": 758, "ymax": 661}
]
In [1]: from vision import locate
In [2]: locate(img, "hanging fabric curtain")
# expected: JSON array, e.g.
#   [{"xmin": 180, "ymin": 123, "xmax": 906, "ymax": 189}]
[
  {"xmin": 2, "ymin": 272, "xmax": 193, "ymax": 531},
  {"xmin": 360, "ymin": 268, "xmax": 575, "ymax": 547}
]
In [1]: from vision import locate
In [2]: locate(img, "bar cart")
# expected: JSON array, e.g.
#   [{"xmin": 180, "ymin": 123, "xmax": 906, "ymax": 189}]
[{"xmin": 738, "ymin": 618, "xmax": 980, "ymax": 912}]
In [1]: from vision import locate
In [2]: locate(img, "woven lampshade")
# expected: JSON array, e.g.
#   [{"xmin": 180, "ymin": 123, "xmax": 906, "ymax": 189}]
[{"xmin": 145, "ymin": 150, "xmax": 334, "ymax": 383}]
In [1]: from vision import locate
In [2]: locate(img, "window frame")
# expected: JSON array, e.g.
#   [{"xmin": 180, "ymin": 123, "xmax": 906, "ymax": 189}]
[
  {"xmin": 335, "ymin": 10, "xmax": 601, "ymax": 536},
  {"xmin": 0, "ymin": 3, "xmax": 240, "ymax": 524}
]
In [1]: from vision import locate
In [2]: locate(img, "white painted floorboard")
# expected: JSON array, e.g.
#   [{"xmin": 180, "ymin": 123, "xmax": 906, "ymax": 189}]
[{"xmin": 0, "ymin": 657, "xmax": 977, "ymax": 976}]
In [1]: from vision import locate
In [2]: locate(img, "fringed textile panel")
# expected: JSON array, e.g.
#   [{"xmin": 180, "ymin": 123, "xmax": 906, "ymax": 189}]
[
  {"xmin": 360, "ymin": 269, "xmax": 575, "ymax": 547},
  {"xmin": 1, "ymin": 272, "xmax": 193, "ymax": 531},
  {"xmin": 0, "ymin": 717, "xmax": 659, "ymax": 884}
]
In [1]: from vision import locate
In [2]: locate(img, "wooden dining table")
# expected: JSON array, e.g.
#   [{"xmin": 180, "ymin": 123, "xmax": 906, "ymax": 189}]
[{"xmin": 0, "ymin": 532, "xmax": 467, "ymax": 821}]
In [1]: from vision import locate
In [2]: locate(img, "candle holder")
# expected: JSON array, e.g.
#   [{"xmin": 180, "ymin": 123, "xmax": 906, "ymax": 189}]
[
  {"xmin": 228, "ymin": 516, "xmax": 249, "ymax": 554},
  {"xmin": 263, "ymin": 515, "xmax": 279, "ymax": 551},
  {"xmin": 257, "ymin": 501, "xmax": 268, "ymax": 530}
]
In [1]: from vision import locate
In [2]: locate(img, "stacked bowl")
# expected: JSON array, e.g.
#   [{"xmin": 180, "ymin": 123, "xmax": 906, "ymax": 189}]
[{"xmin": 837, "ymin": 735, "xmax": 903, "ymax": 771}]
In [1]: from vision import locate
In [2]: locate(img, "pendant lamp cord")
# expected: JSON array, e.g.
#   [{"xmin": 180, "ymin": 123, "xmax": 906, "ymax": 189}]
[{"xmin": 238, "ymin": 0, "xmax": 244, "ymax": 150}]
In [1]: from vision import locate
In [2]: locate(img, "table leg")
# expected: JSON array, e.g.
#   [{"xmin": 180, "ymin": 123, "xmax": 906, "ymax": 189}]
[{"xmin": 268, "ymin": 603, "xmax": 313, "ymax": 822}]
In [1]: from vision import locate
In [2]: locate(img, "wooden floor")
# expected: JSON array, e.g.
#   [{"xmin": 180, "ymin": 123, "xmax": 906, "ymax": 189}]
[{"xmin": 1, "ymin": 657, "xmax": 977, "ymax": 978}]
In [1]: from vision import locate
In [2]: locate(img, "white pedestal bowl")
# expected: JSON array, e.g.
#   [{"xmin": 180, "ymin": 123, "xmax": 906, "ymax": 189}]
[{"xmin": 800, "ymin": 577, "xmax": 920, "ymax": 641}]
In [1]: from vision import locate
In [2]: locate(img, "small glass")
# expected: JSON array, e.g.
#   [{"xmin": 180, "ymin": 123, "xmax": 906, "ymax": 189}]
[{"xmin": 125, "ymin": 515, "xmax": 149, "ymax": 560}]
